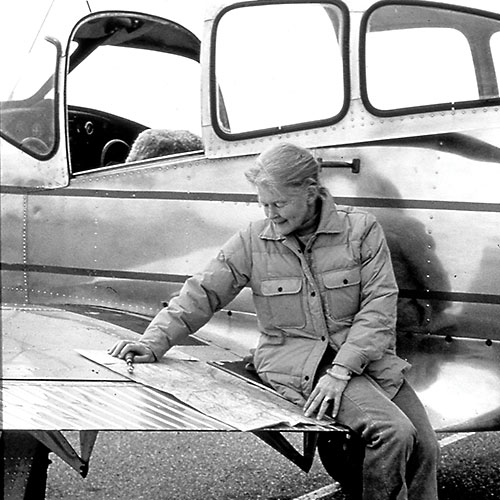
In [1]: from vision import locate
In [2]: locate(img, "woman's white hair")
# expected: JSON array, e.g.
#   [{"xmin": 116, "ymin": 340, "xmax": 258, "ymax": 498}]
[{"xmin": 245, "ymin": 143, "xmax": 324, "ymax": 192}]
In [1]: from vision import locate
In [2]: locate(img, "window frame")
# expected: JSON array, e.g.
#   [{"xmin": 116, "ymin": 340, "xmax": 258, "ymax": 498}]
[
  {"xmin": 359, "ymin": 0, "xmax": 500, "ymax": 118},
  {"xmin": 209, "ymin": 0, "xmax": 350, "ymax": 141},
  {"xmin": 0, "ymin": 36, "xmax": 62, "ymax": 161}
]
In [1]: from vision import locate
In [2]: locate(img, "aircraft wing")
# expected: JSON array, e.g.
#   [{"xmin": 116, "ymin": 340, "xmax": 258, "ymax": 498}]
[
  {"xmin": 2, "ymin": 303, "xmax": 340, "ymax": 431},
  {"xmin": 1, "ymin": 304, "xmax": 231, "ymax": 431},
  {"xmin": 1, "ymin": 304, "xmax": 342, "ymax": 484}
]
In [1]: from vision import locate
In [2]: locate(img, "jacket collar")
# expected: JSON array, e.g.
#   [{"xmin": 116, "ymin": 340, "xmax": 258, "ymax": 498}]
[{"xmin": 258, "ymin": 189, "xmax": 343, "ymax": 241}]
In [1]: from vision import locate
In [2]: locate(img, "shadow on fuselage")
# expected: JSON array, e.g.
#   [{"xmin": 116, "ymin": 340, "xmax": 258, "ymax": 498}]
[{"xmin": 353, "ymin": 172, "xmax": 455, "ymax": 335}]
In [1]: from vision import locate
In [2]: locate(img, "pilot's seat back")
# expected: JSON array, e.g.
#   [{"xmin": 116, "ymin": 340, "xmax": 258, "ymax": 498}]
[{"xmin": 126, "ymin": 129, "xmax": 203, "ymax": 162}]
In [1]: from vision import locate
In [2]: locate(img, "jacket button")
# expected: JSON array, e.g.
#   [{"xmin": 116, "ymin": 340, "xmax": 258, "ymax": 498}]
[
  {"xmin": 304, "ymin": 376, "xmax": 310, "ymax": 381},
  {"xmin": 321, "ymin": 336, "xmax": 326, "ymax": 341},
  {"xmin": 311, "ymin": 291, "xmax": 316, "ymax": 297},
  {"xmin": 278, "ymin": 287, "xmax": 283, "ymax": 292},
  {"xmin": 343, "ymin": 279, "xmax": 349, "ymax": 284}
]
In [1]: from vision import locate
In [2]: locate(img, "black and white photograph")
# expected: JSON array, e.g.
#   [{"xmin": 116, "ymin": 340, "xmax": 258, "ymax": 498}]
[{"xmin": 1, "ymin": 1, "xmax": 500, "ymax": 499}]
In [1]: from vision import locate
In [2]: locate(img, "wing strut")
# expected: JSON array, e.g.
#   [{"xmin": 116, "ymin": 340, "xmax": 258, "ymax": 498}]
[
  {"xmin": 252, "ymin": 430, "xmax": 320, "ymax": 473},
  {"xmin": 29, "ymin": 430, "xmax": 98, "ymax": 477}
]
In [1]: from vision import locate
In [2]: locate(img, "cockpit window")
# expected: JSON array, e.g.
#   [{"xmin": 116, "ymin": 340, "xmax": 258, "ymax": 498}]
[
  {"xmin": 0, "ymin": 38, "xmax": 59, "ymax": 159},
  {"xmin": 66, "ymin": 14, "xmax": 203, "ymax": 173},
  {"xmin": 212, "ymin": 1, "xmax": 348, "ymax": 139},
  {"xmin": 366, "ymin": 26, "xmax": 477, "ymax": 110},
  {"xmin": 362, "ymin": 3, "xmax": 500, "ymax": 115},
  {"xmin": 68, "ymin": 46, "xmax": 200, "ymax": 132}
]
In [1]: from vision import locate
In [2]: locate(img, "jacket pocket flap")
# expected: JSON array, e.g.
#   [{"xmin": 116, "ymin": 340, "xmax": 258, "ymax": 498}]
[
  {"xmin": 323, "ymin": 268, "xmax": 360, "ymax": 289},
  {"xmin": 261, "ymin": 278, "xmax": 302, "ymax": 296}
]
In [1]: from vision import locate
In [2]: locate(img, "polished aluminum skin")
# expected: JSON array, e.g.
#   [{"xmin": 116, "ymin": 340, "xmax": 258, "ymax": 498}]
[{"xmin": 1, "ymin": 0, "xmax": 500, "ymax": 438}]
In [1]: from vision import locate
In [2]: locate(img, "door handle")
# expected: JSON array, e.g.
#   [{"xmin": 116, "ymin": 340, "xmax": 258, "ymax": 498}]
[{"xmin": 318, "ymin": 158, "xmax": 360, "ymax": 174}]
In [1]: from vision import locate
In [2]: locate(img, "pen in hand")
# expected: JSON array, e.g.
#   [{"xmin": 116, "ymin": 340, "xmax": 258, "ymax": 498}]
[{"xmin": 125, "ymin": 352, "xmax": 135, "ymax": 374}]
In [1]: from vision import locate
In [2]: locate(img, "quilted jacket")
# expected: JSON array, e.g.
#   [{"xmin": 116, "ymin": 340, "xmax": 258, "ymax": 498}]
[{"xmin": 141, "ymin": 191, "xmax": 410, "ymax": 405}]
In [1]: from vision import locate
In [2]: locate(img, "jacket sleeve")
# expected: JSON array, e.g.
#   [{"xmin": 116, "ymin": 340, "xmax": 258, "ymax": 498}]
[
  {"xmin": 333, "ymin": 214, "xmax": 399, "ymax": 374},
  {"xmin": 140, "ymin": 228, "xmax": 252, "ymax": 360}
]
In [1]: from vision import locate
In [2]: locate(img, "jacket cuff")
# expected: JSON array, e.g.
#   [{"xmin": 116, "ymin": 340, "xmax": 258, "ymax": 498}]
[
  {"xmin": 333, "ymin": 344, "xmax": 370, "ymax": 375},
  {"xmin": 140, "ymin": 336, "xmax": 172, "ymax": 361}
]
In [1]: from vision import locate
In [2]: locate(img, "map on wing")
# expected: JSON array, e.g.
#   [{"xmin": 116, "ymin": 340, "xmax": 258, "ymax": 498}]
[{"xmin": 78, "ymin": 348, "xmax": 338, "ymax": 432}]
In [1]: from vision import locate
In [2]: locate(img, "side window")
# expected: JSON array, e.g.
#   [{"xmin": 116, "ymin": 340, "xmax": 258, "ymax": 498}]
[
  {"xmin": 363, "ymin": 4, "xmax": 500, "ymax": 114},
  {"xmin": 68, "ymin": 47, "xmax": 201, "ymax": 133},
  {"xmin": 66, "ymin": 16, "xmax": 202, "ymax": 173},
  {"xmin": 212, "ymin": 2, "xmax": 347, "ymax": 138},
  {"xmin": 0, "ymin": 38, "xmax": 59, "ymax": 159}
]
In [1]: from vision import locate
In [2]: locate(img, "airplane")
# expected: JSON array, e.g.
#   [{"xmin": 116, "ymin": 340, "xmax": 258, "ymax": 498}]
[{"xmin": 1, "ymin": 0, "xmax": 500, "ymax": 498}]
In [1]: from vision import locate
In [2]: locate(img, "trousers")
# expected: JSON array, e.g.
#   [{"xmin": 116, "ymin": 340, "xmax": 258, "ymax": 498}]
[{"xmin": 331, "ymin": 375, "xmax": 440, "ymax": 500}]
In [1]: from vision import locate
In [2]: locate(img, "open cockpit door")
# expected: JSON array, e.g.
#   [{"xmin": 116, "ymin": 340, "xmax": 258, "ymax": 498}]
[
  {"xmin": 0, "ymin": 27, "xmax": 69, "ymax": 189},
  {"xmin": 0, "ymin": 0, "xmax": 204, "ymax": 188}
]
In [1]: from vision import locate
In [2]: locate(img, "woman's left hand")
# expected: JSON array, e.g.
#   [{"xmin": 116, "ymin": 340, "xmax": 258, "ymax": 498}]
[{"xmin": 304, "ymin": 368, "xmax": 350, "ymax": 420}]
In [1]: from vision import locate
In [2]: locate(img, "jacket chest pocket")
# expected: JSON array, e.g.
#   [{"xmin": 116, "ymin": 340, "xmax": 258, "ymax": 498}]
[
  {"xmin": 255, "ymin": 278, "xmax": 306, "ymax": 329},
  {"xmin": 323, "ymin": 267, "xmax": 361, "ymax": 320}
]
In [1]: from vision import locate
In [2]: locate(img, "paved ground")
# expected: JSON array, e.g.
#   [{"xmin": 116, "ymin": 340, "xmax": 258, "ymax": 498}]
[{"xmin": 45, "ymin": 430, "xmax": 500, "ymax": 499}]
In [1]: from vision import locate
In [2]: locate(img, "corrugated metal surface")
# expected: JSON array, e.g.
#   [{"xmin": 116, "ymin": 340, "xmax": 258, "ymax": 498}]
[
  {"xmin": 1, "ymin": 381, "xmax": 232, "ymax": 431},
  {"xmin": 1, "ymin": 305, "xmax": 236, "ymax": 431}
]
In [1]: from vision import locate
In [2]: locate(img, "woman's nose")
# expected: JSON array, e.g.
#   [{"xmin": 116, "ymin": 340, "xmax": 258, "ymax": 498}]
[{"xmin": 266, "ymin": 205, "xmax": 278, "ymax": 218}]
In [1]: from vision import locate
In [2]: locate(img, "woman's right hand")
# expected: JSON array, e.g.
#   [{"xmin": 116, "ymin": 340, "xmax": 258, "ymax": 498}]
[{"xmin": 108, "ymin": 340, "xmax": 156, "ymax": 363}]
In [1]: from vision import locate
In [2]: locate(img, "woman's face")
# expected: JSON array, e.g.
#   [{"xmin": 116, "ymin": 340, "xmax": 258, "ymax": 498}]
[{"xmin": 257, "ymin": 183, "xmax": 316, "ymax": 236}]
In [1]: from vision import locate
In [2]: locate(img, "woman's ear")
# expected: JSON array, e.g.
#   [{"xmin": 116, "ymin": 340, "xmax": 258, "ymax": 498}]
[{"xmin": 306, "ymin": 182, "xmax": 319, "ymax": 203}]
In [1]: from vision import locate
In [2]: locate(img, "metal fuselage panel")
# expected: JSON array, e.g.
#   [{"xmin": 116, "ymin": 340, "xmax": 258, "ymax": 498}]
[
  {"xmin": 1, "ymin": 192, "xmax": 27, "ymax": 303},
  {"xmin": 6, "ymin": 124, "xmax": 500, "ymax": 433},
  {"xmin": 5, "ymin": 127, "xmax": 498, "ymax": 342}
]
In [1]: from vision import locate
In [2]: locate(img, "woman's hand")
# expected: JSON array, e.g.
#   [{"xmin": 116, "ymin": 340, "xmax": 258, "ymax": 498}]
[
  {"xmin": 304, "ymin": 366, "xmax": 351, "ymax": 420},
  {"xmin": 108, "ymin": 340, "xmax": 156, "ymax": 363}
]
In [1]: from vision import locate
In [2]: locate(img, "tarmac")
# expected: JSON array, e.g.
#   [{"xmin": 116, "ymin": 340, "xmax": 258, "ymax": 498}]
[{"xmin": 45, "ymin": 430, "xmax": 500, "ymax": 499}]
